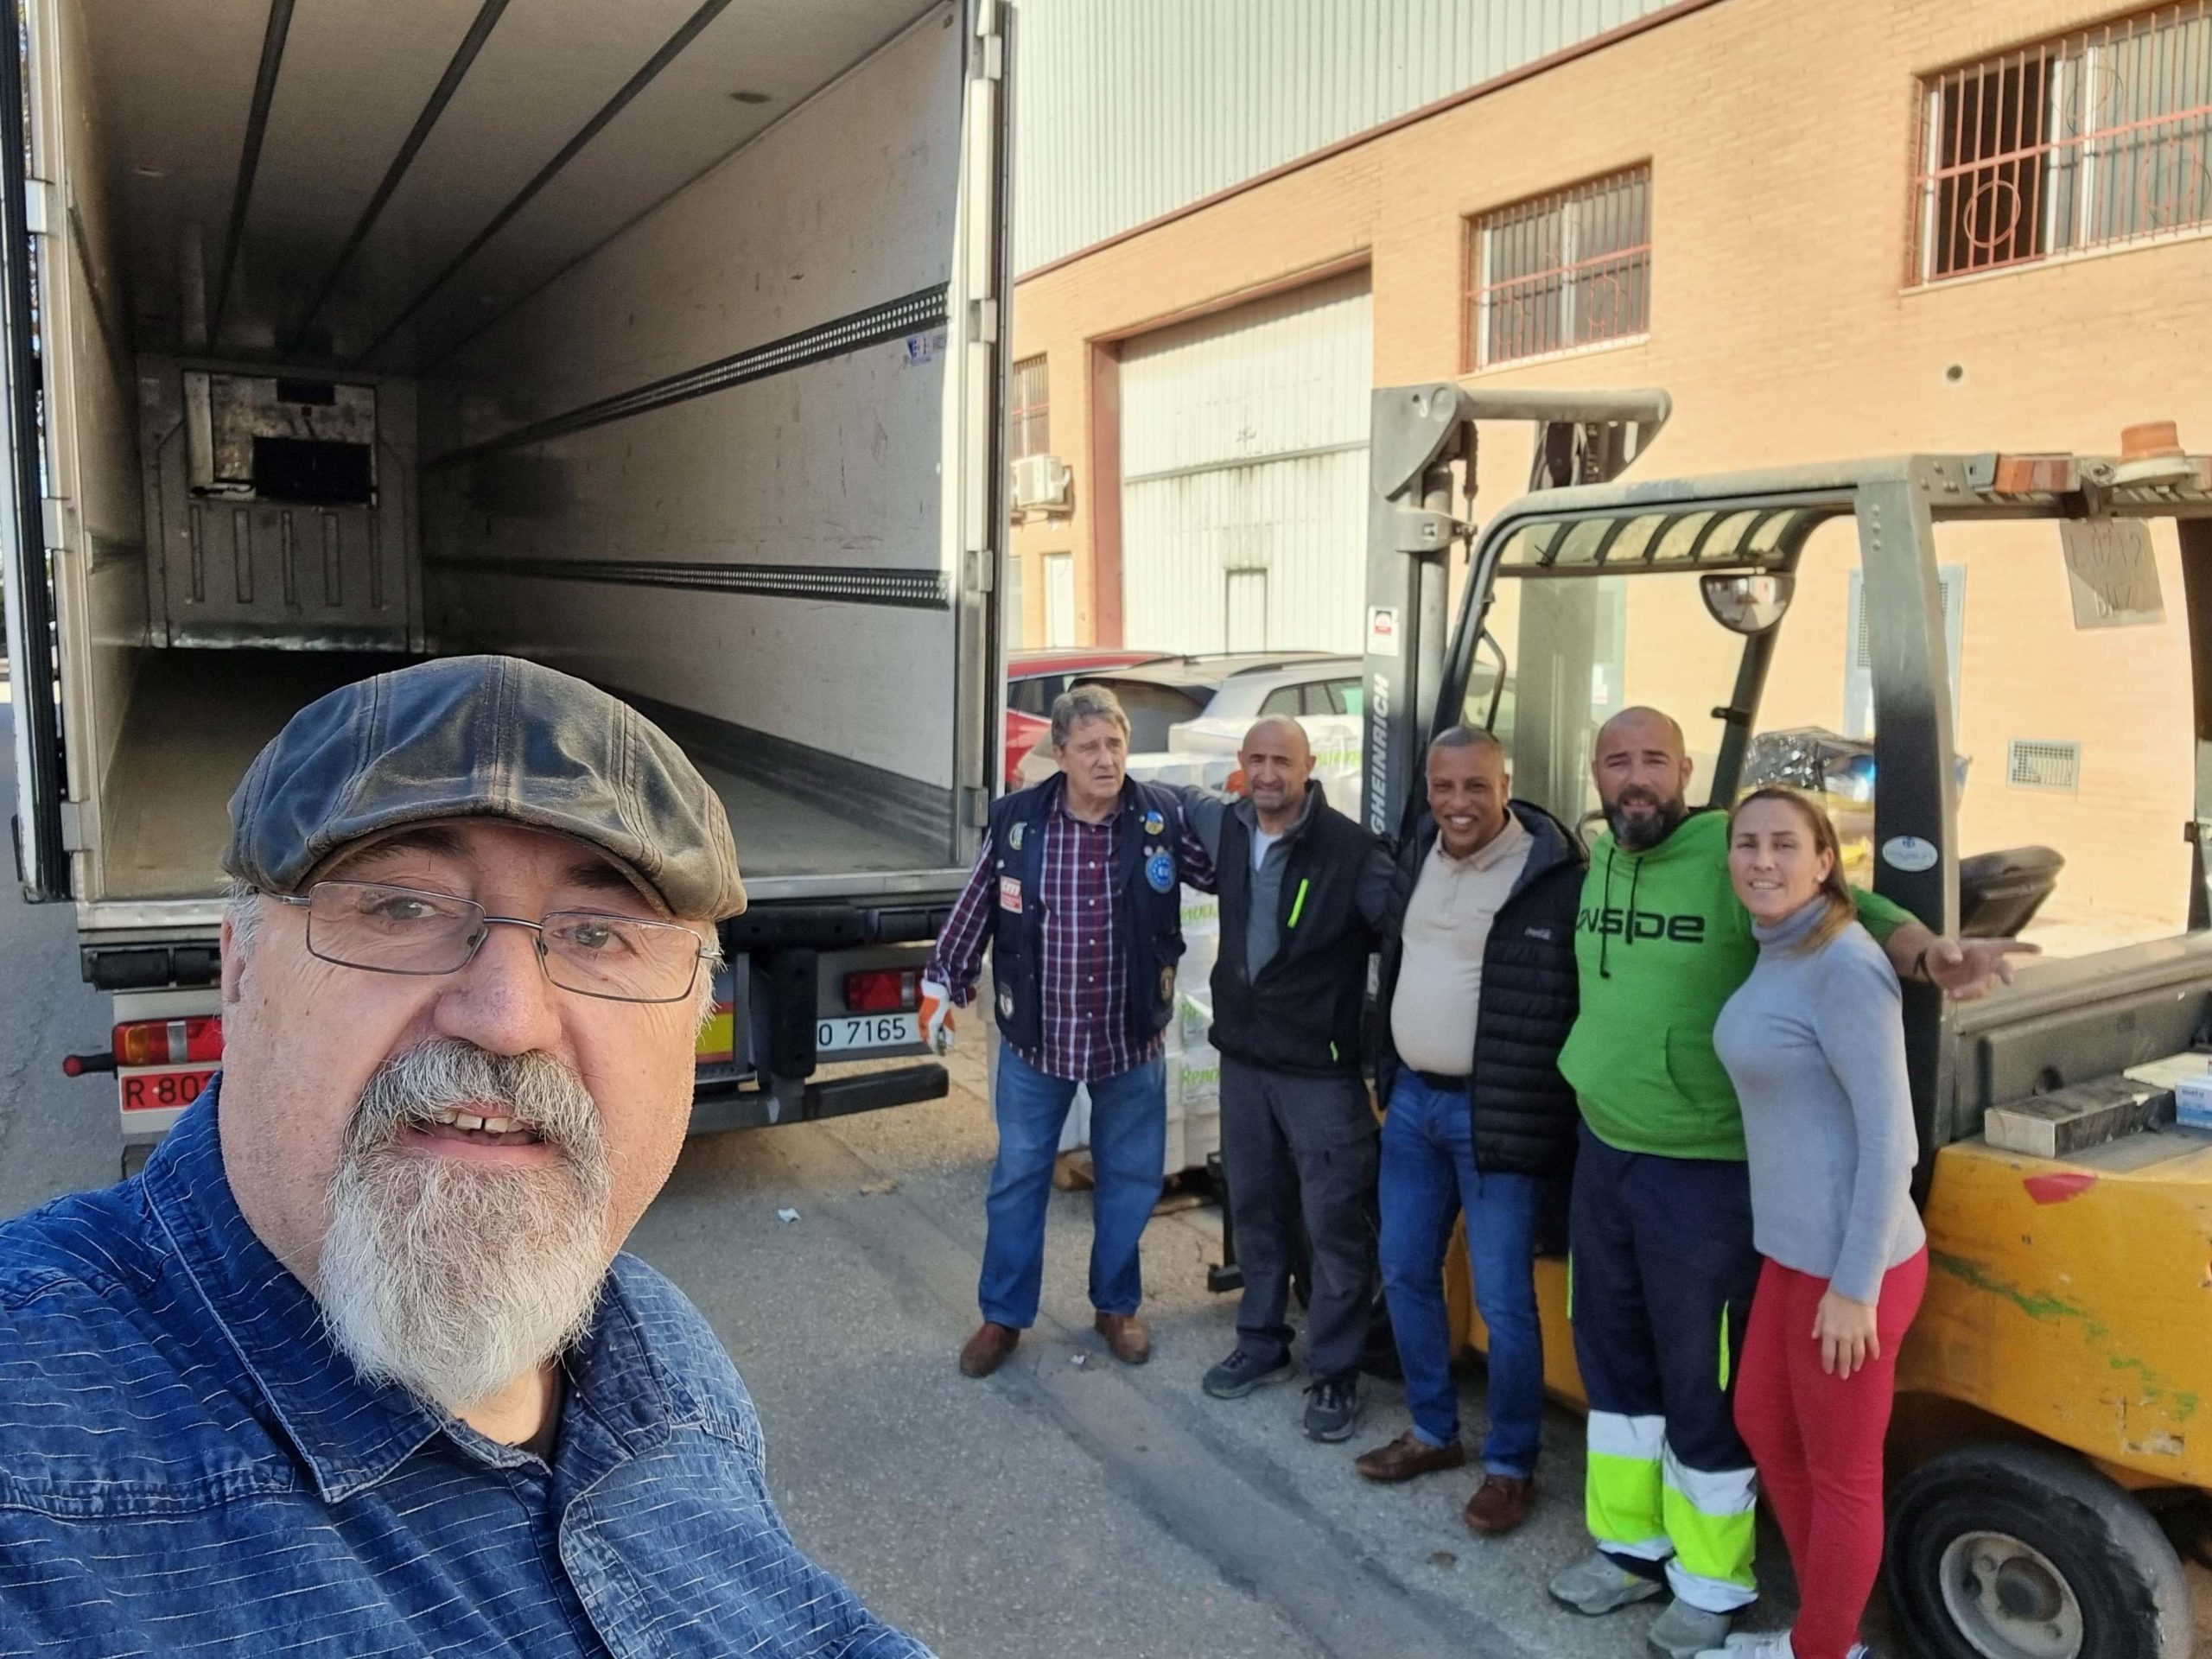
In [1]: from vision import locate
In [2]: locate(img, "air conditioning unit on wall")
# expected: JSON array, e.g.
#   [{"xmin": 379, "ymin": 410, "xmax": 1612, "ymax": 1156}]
[{"xmin": 1011, "ymin": 453, "xmax": 1071, "ymax": 515}]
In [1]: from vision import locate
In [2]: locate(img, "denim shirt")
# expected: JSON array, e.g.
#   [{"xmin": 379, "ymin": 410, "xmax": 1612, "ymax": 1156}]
[{"xmin": 0, "ymin": 1087, "xmax": 931, "ymax": 1659}]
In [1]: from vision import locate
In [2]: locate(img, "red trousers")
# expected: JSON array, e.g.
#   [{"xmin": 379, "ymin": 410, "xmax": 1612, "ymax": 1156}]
[{"xmin": 1732, "ymin": 1249, "xmax": 1928, "ymax": 1659}]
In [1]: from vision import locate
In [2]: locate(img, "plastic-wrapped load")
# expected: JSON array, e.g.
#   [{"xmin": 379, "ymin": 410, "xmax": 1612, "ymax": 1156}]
[
  {"xmin": 1057, "ymin": 1083, "xmax": 1091, "ymax": 1154},
  {"xmin": 1177, "ymin": 1046, "xmax": 1224, "ymax": 1168},
  {"xmin": 1178, "ymin": 987, "xmax": 1215, "ymax": 1052}
]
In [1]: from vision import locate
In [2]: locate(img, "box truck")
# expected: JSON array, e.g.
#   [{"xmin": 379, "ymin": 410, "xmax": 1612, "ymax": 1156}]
[{"xmin": 0, "ymin": 0, "xmax": 1009, "ymax": 1154}]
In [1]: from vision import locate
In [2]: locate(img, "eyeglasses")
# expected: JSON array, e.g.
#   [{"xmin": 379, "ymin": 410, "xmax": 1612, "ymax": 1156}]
[{"xmin": 263, "ymin": 880, "xmax": 713, "ymax": 1005}]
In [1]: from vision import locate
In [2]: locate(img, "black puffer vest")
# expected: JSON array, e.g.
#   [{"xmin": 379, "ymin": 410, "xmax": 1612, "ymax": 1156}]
[{"xmin": 1375, "ymin": 802, "xmax": 1584, "ymax": 1176}]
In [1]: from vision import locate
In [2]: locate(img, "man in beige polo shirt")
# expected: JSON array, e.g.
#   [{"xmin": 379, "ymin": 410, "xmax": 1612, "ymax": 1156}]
[{"xmin": 1355, "ymin": 727, "xmax": 1585, "ymax": 1540}]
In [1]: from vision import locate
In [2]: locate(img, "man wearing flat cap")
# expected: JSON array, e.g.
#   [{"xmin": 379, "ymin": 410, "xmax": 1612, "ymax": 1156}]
[{"xmin": 0, "ymin": 656, "xmax": 931, "ymax": 1656}]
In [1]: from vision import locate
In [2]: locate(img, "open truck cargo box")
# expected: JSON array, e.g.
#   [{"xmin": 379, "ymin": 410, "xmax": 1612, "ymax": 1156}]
[{"xmin": 3, "ymin": 0, "xmax": 1007, "ymax": 1141}]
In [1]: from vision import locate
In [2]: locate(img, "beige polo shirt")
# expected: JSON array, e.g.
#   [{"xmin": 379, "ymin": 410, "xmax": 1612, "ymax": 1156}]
[{"xmin": 1389, "ymin": 814, "xmax": 1534, "ymax": 1077}]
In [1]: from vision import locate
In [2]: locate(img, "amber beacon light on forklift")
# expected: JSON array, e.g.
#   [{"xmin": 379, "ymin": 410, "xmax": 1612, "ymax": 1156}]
[{"xmin": 1362, "ymin": 385, "xmax": 2212, "ymax": 1659}]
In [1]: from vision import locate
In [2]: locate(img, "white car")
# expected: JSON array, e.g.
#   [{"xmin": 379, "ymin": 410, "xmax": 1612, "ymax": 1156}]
[{"xmin": 1013, "ymin": 652, "xmax": 1362, "ymax": 784}]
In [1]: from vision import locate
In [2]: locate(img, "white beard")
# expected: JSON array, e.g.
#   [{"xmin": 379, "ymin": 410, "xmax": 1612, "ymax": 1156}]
[{"xmin": 315, "ymin": 1041, "xmax": 612, "ymax": 1414}]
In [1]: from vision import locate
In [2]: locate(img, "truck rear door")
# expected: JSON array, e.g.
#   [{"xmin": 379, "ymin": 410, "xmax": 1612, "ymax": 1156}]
[{"xmin": 0, "ymin": 19, "xmax": 67, "ymax": 903}]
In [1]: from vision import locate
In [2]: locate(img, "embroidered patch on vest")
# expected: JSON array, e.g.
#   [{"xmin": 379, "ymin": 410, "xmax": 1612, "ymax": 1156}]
[
  {"xmin": 998, "ymin": 876, "xmax": 1024, "ymax": 912},
  {"xmin": 1007, "ymin": 821, "xmax": 1025, "ymax": 851},
  {"xmin": 1159, "ymin": 966, "xmax": 1175, "ymax": 1002},
  {"xmin": 998, "ymin": 987, "xmax": 1014, "ymax": 1017},
  {"xmin": 1145, "ymin": 849, "xmax": 1175, "ymax": 892}
]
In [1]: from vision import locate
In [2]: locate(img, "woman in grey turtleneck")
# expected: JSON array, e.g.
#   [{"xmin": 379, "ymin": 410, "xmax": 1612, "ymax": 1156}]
[{"xmin": 1706, "ymin": 787, "xmax": 1929, "ymax": 1659}]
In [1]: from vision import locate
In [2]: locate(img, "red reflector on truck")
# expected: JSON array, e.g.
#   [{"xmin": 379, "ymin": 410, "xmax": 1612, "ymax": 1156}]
[
  {"xmin": 113, "ymin": 1015, "xmax": 224, "ymax": 1068},
  {"xmin": 844, "ymin": 969, "xmax": 919, "ymax": 1013}
]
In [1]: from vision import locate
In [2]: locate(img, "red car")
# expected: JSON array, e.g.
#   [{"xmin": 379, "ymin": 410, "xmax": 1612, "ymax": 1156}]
[{"xmin": 1003, "ymin": 648, "xmax": 1172, "ymax": 785}]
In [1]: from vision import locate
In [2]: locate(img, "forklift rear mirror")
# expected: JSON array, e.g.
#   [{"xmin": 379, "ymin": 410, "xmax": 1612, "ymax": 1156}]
[{"xmin": 1700, "ymin": 572, "xmax": 1794, "ymax": 634}]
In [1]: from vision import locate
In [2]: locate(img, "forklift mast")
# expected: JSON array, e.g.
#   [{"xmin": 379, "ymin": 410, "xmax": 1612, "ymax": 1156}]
[{"xmin": 1361, "ymin": 384, "xmax": 1672, "ymax": 842}]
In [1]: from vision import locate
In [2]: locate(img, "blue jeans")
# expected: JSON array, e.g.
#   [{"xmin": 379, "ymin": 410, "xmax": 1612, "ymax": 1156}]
[
  {"xmin": 1378, "ymin": 1071, "xmax": 1544, "ymax": 1478},
  {"xmin": 979, "ymin": 1045, "xmax": 1166, "ymax": 1329}
]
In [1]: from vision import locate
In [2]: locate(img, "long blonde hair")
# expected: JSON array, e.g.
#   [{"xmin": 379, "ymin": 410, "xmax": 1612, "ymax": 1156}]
[{"xmin": 1729, "ymin": 786, "xmax": 1854, "ymax": 952}]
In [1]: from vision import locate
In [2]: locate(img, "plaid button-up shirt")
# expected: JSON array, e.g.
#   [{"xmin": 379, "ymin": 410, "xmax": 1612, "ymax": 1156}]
[{"xmin": 927, "ymin": 785, "xmax": 1213, "ymax": 1082}]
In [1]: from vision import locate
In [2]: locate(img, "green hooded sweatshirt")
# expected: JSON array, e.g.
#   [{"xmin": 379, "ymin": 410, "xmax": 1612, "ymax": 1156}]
[{"xmin": 1559, "ymin": 810, "xmax": 1913, "ymax": 1160}]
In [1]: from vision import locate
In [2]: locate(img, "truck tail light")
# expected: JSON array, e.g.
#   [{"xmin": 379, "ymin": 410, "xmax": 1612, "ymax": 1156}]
[
  {"xmin": 112, "ymin": 1015, "xmax": 225, "ymax": 1068},
  {"xmin": 844, "ymin": 968, "xmax": 919, "ymax": 1013}
]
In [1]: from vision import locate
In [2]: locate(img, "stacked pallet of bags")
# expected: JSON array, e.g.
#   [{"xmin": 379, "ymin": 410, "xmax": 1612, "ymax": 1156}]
[{"xmin": 1165, "ymin": 887, "xmax": 1223, "ymax": 1175}]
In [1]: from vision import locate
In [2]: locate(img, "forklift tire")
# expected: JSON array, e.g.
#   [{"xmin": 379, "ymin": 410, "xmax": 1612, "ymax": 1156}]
[{"xmin": 1885, "ymin": 1442, "xmax": 2194, "ymax": 1659}]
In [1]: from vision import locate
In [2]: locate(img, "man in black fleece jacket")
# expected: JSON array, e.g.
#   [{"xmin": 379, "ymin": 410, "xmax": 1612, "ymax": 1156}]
[{"xmin": 1172, "ymin": 716, "xmax": 1396, "ymax": 1443}]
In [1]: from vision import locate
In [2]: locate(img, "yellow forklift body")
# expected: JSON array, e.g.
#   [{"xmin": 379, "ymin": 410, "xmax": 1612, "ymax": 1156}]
[
  {"xmin": 1450, "ymin": 1123, "xmax": 2212, "ymax": 1491},
  {"xmin": 1904, "ymin": 1131, "xmax": 2212, "ymax": 1488}
]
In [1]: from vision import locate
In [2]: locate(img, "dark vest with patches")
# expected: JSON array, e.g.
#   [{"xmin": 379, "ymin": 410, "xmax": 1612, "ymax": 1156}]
[
  {"xmin": 984, "ymin": 776, "xmax": 1187, "ymax": 1061},
  {"xmin": 1208, "ymin": 799, "xmax": 1378, "ymax": 1078}
]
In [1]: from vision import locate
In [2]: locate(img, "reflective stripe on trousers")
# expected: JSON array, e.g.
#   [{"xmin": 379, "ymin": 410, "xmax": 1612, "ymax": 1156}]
[{"xmin": 1583, "ymin": 1414, "xmax": 1758, "ymax": 1608}]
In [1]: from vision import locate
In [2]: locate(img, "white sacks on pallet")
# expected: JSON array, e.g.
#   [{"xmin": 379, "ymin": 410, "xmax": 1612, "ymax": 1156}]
[{"xmin": 1167, "ymin": 877, "xmax": 1223, "ymax": 1173}]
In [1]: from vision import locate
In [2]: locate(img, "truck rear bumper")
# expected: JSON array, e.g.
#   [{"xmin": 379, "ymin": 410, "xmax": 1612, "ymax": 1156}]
[{"xmin": 687, "ymin": 1062, "xmax": 950, "ymax": 1135}]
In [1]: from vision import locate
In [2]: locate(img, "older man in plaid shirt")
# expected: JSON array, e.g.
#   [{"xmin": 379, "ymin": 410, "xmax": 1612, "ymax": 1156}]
[{"xmin": 923, "ymin": 684, "xmax": 1213, "ymax": 1378}]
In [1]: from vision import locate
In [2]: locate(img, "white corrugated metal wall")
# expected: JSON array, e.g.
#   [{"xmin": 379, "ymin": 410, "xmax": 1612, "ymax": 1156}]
[
  {"xmin": 1120, "ymin": 273, "xmax": 1372, "ymax": 655},
  {"xmin": 1012, "ymin": 0, "xmax": 1685, "ymax": 273}
]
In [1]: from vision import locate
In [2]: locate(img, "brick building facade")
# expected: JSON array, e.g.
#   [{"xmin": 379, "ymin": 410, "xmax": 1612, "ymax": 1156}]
[{"xmin": 1006, "ymin": 0, "xmax": 2212, "ymax": 950}]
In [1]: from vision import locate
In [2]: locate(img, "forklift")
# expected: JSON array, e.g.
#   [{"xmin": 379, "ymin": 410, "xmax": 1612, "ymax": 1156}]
[{"xmin": 1362, "ymin": 382, "xmax": 2210, "ymax": 1659}]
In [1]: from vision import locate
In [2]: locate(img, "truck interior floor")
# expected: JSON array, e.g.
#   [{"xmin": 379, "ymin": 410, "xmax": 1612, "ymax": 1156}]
[
  {"xmin": 99, "ymin": 648, "xmax": 948, "ymax": 900},
  {"xmin": 101, "ymin": 649, "xmax": 420, "ymax": 902},
  {"xmin": 689, "ymin": 760, "xmax": 947, "ymax": 883}
]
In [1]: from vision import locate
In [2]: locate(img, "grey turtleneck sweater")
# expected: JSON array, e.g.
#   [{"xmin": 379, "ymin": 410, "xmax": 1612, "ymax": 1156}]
[{"xmin": 1711, "ymin": 899, "xmax": 1925, "ymax": 1304}]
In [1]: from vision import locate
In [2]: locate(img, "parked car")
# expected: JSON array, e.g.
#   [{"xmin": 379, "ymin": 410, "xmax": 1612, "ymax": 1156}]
[
  {"xmin": 1013, "ymin": 652, "xmax": 1362, "ymax": 783},
  {"xmin": 1004, "ymin": 648, "xmax": 1174, "ymax": 785}
]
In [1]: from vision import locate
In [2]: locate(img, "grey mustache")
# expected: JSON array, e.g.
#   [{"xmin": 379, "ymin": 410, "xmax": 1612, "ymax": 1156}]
[{"xmin": 346, "ymin": 1040, "xmax": 601, "ymax": 1157}]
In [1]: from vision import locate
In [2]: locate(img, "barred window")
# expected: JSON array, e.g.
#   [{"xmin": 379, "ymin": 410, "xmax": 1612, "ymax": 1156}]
[
  {"xmin": 1466, "ymin": 167, "xmax": 1651, "ymax": 370},
  {"xmin": 1010, "ymin": 356, "xmax": 1050, "ymax": 460},
  {"xmin": 1915, "ymin": 3, "xmax": 2212, "ymax": 282}
]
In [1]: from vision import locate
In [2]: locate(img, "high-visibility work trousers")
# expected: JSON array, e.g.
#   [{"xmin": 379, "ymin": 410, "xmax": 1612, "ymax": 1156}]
[{"xmin": 1568, "ymin": 1125, "xmax": 1763, "ymax": 1613}]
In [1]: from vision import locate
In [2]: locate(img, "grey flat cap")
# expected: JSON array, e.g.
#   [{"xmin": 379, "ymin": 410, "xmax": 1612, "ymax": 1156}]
[{"xmin": 223, "ymin": 656, "xmax": 747, "ymax": 919}]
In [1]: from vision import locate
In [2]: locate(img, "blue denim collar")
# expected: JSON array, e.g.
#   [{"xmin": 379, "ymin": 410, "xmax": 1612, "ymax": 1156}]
[{"xmin": 140, "ymin": 1080, "xmax": 694, "ymax": 1503}]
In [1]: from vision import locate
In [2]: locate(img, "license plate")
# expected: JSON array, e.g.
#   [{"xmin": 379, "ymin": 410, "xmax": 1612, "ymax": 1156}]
[
  {"xmin": 818, "ymin": 1013, "xmax": 918, "ymax": 1052},
  {"xmin": 119, "ymin": 1065, "xmax": 218, "ymax": 1113}
]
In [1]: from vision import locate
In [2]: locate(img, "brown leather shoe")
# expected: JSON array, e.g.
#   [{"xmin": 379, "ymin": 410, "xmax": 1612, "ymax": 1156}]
[
  {"xmin": 1462, "ymin": 1472, "xmax": 1534, "ymax": 1535},
  {"xmin": 1354, "ymin": 1430, "xmax": 1468, "ymax": 1483},
  {"xmin": 1093, "ymin": 1312, "xmax": 1151, "ymax": 1365},
  {"xmin": 958, "ymin": 1321, "xmax": 1020, "ymax": 1378}
]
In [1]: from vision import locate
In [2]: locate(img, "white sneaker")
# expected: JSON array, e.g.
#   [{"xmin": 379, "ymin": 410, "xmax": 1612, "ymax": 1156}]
[
  {"xmin": 1707, "ymin": 1633, "xmax": 1866, "ymax": 1658},
  {"xmin": 1706, "ymin": 1633, "xmax": 1790, "ymax": 1658},
  {"xmin": 1648, "ymin": 1599, "xmax": 1732, "ymax": 1659},
  {"xmin": 1547, "ymin": 1550, "xmax": 1667, "ymax": 1615}
]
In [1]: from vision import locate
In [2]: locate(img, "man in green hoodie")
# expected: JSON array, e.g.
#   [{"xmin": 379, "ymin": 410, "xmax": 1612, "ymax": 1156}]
[{"xmin": 1546, "ymin": 707, "xmax": 2030, "ymax": 1659}]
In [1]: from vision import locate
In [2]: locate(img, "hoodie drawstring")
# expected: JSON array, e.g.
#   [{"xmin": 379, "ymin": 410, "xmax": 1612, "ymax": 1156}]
[
  {"xmin": 1599, "ymin": 844, "xmax": 1617, "ymax": 979},
  {"xmin": 1597, "ymin": 842, "xmax": 1647, "ymax": 978},
  {"xmin": 1624, "ymin": 855, "xmax": 1644, "ymax": 953}
]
